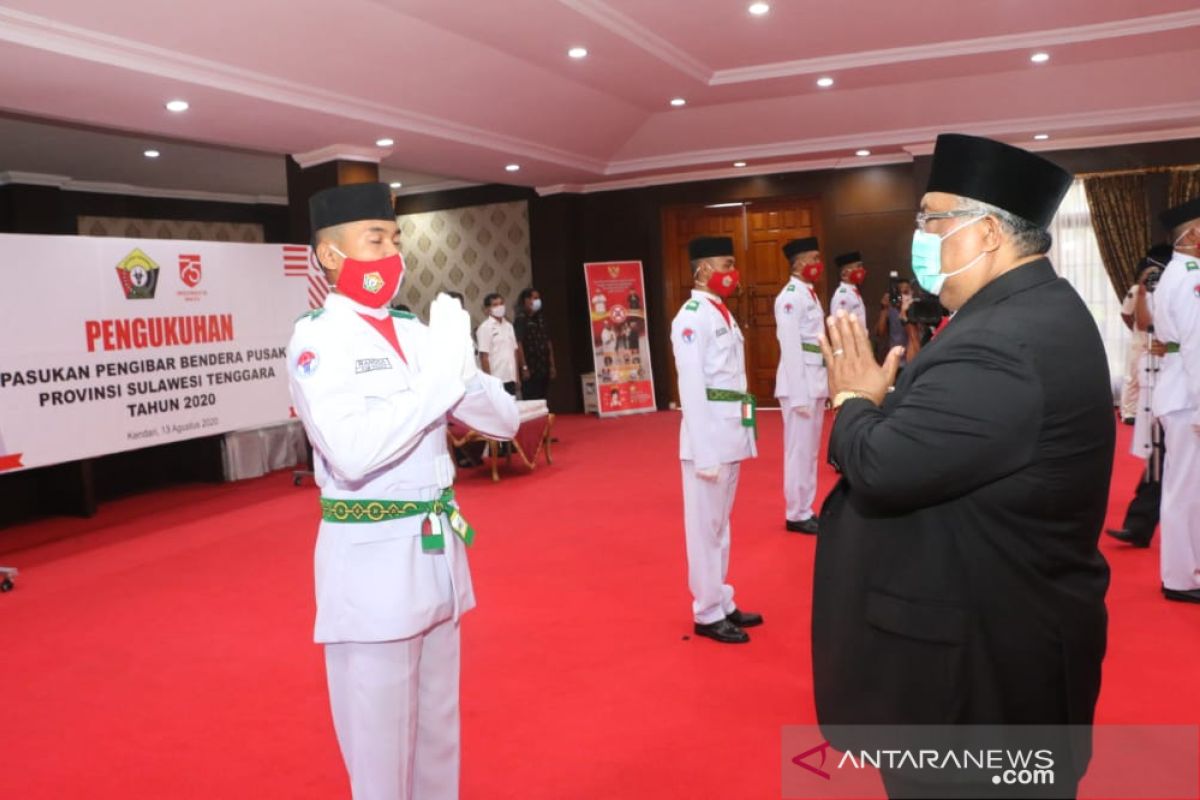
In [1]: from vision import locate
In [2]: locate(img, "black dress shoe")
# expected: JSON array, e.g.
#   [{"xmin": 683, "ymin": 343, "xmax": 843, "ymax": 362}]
[
  {"xmin": 1105, "ymin": 528, "xmax": 1151, "ymax": 548},
  {"xmin": 786, "ymin": 517, "xmax": 819, "ymax": 534},
  {"xmin": 693, "ymin": 618, "xmax": 749, "ymax": 643},
  {"xmin": 1163, "ymin": 587, "xmax": 1200, "ymax": 603},
  {"xmin": 726, "ymin": 608, "xmax": 763, "ymax": 628}
]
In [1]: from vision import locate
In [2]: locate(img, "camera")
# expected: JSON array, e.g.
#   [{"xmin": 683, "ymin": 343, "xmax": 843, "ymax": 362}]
[
  {"xmin": 888, "ymin": 270, "xmax": 903, "ymax": 308},
  {"xmin": 906, "ymin": 293, "xmax": 947, "ymax": 327},
  {"xmin": 1143, "ymin": 266, "xmax": 1163, "ymax": 293}
]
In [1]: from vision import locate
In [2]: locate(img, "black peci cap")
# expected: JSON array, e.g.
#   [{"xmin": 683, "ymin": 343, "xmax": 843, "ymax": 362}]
[
  {"xmin": 834, "ymin": 251, "xmax": 862, "ymax": 267},
  {"xmin": 309, "ymin": 183, "xmax": 396, "ymax": 235},
  {"xmin": 1160, "ymin": 196, "xmax": 1200, "ymax": 232},
  {"xmin": 688, "ymin": 236, "xmax": 735, "ymax": 260},
  {"xmin": 783, "ymin": 237, "xmax": 819, "ymax": 260},
  {"xmin": 925, "ymin": 133, "xmax": 1072, "ymax": 228}
]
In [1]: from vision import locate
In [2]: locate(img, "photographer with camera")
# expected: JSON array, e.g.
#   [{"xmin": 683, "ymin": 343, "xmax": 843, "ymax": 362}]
[
  {"xmin": 1107, "ymin": 244, "xmax": 1172, "ymax": 548},
  {"xmin": 1117, "ymin": 249, "xmax": 1168, "ymax": 423},
  {"xmin": 874, "ymin": 272, "xmax": 921, "ymax": 368}
]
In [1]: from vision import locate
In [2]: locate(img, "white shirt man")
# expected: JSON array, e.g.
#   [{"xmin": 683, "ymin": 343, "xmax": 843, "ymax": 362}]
[
  {"xmin": 774, "ymin": 238, "xmax": 828, "ymax": 534},
  {"xmin": 475, "ymin": 296, "xmax": 520, "ymax": 389},
  {"xmin": 1151, "ymin": 198, "xmax": 1200, "ymax": 603},
  {"xmin": 670, "ymin": 235, "xmax": 761, "ymax": 645},
  {"xmin": 289, "ymin": 183, "xmax": 519, "ymax": 799},
  {"xmin": 1120, "ymin": 281, "xmax": 1151, "ymax": 423}
]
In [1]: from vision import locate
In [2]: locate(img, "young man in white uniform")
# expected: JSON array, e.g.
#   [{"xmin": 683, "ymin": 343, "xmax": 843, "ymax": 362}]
[
  {"xmin": 774, "ymin": 237, "xmax": 828, "ymax": 534},
  {"xmin": 287, "ymin": 183, "xmax": 519, "ymax": 799},
  {"xmin": 670, "ymin": 235, "xmax": 762, "ymax": 644},
  {"xmin": 831, "ymin": 251, "xmax": 868, "ymax": 329},
  {"xmin": 1153, "ymin": 197, "xmax": 1200, "ymax": 604}
]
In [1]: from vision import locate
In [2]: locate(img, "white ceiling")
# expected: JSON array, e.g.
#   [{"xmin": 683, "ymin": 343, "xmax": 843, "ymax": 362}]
[{"xmin": 0, "ymin": 0, "xmax": 1198, "ymax": 200}]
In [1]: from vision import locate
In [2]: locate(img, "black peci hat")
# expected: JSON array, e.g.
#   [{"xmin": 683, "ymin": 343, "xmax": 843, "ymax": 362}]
[
  {"xmin": 1160, "ymin": 196, "xmax": 1200, "ymax": 232},
  {"xmin": 783, "ymin": 237, "xmax": 819, "ymax": 260},
  {"xmin": 925, "ymin": 133, "xmax": 1072, "ymax": 228},
  {"xmin": 834, "ymin": 251, "xmax": 862, "ymax": 268},
  {"xmin": 309, "ymin": 183, "xmax": 396, "ymax": 235},
  {"xmin": 688, "ymin": 236, "xmax": 735, "ymax": 260}
]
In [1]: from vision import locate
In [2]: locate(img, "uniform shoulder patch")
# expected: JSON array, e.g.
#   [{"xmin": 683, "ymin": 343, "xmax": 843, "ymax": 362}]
[
  {"xmin": 785, "ymin": 284, "xmax": 797, "ymax": 292},
  {"xmin": 684, "ymin": 300, "xmax": 700, "ymax": 311},
  {"xmin": 388, "ymin": 309, "xmax": 416, "ymax": 319},
  {"xmin": 295, "ymin": 308, "xmax": 326, "ymax": 323},
  {"xmin": 1186, "ymin": 261, "xmax": 1198, "ymax": 271}
]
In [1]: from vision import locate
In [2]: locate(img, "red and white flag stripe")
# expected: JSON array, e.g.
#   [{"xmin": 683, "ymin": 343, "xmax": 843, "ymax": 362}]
[{"xmin": 283, "ymin": 244, "xmax": 310, "ymax": 275}]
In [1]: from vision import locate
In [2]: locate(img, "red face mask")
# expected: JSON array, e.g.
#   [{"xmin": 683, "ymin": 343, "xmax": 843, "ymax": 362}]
[
  {"xmin": 801, "ymin": 261, "xmax": 825, "ymax": 283},
  {"xmin": 707, "ymin": 268, "xmax": 740, "ymax": 299},
  {"xmin": 332, "ymin": 248, "xmax": 404, "ymax": 308},
  {"xmin": 846, "ymin": 266, "xmax": 866, "ymax": 285}
]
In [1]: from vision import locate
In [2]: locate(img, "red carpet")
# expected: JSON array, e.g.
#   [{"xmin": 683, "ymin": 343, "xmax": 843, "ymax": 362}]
[{"xmin": 0, "ymin": 412, "xmax": 1196, "ymax": 798}]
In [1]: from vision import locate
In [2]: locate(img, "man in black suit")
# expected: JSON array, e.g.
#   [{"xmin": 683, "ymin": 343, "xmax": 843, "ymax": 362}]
[{"xmin": 813, "ymin": 134, "xmax": 1114, "ymax": 798}]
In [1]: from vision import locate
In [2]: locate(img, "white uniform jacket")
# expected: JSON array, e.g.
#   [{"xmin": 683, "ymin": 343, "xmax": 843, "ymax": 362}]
[
  {"xmin": 670, "ymin": 289, "xmax": 757, "ymax": 471},
  {"xmin": 1151, "ymin": 251, "xmax": 1200, "ymax": 425},
  {"xmin": 774, "ymin": 276, "xmax": 828, "ymax": 408},
  {"xmin": 831, "ymin": 281, "xmax": 867, "ymax": 328},
  {"xmin": 287, "ymin": 293, "xmax": 519, "ymax": 644}
]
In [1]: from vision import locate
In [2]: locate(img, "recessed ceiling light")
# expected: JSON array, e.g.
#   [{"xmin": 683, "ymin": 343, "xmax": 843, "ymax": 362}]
[
  {"xmin": 1030, "ymin": 52, "xmax": 1050, "ymax": 63},
  {"xmin": 568, "ymin": 46, "xmax": 588, "ymax": 59},
  {"xmin": 165, "ymin": 99, "xmax": 189, "ymax": 113},
  {"xmin": 143, "ymin": 149, "xmax": 160, "ymax": 158},
  {"xmin": 1033, "ymin": 134, "xmax": 1050, "ymax": 140},
  {"xmin": 670, "ymin": 97, "xmax": 686, "ymax": 107},
  {"xmin": 733, "ymin": 161, "xmax": 747, "ymax": 167},
  {"xmin": 855, "ymin": 149, "xmax": 871, "ymax": 157},
  {"xmin": 375, "ymin": 137, "xmax": 394, "ymax": 147},
  {"xmin": 749, "ymin": 2, "xmax": 770, "ymax": 15},
  {"xmin": 816, "ymin": 77, "xmax": 834, "ymax": 88},
  {"xmin": 505, "ymin": 164, "xmax": 521, "ymax": 172},
  {"xmin": 389, "ymin": 181, "xmax": 403, "ymax": 189}
]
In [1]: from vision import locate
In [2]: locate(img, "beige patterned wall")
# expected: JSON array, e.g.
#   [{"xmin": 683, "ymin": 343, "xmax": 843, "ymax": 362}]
[
  {"xmin": 395, "ymin": 200, "xmax": 531, "ymax": 323},
  {"xmin": 78, "ymin": 216, "xmax": 264, "ymax": 243}
]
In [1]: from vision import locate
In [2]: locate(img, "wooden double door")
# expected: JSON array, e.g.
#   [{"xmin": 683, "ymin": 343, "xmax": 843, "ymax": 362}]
[{"xmin": 662, "ymin": 199, "xmax": 825, "ymax": 406}]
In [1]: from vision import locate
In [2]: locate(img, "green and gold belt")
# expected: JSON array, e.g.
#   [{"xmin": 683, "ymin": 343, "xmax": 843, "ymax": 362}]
[
  {"xmin": 320, "ymin": 487, "xmax": 474, "ymax": 552},
  {"xmin": 705, "ymin": 387, "xmax": 757, "ymax": 435}
]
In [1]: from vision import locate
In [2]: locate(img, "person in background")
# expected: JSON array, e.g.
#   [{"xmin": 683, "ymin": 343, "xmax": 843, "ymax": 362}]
[
  {"xmin": 514, "ymin": 287, "xmax": 556, "ymax": 401},
  {"xmin": 476, "ymin": 292, "xmax": 523, "ymax": 396},
  {"xmin": 831, "ymin": 252, "xmax": 868, "ymax": 329},
  {"xmin": 1107, "ymin": 244, "xmax": 1173, "ymax": 547},
  {"xmin": 1118, "ymin": 253, "xmax": 1161, "ymax": 424},
  {"xmin": 874, "ymin": 274, "xmax": 921, "ymax": 368},
  {"xmin": 774, "ymin": 236, "xmax": 827, "ymax": 535},
  {"xmin": 1150, "ymin": 197, "xmax": 1200, "ymax": 603},
  {"xmin": 670, "ymin": 235, "xmax": 762, "ymax": 645}
]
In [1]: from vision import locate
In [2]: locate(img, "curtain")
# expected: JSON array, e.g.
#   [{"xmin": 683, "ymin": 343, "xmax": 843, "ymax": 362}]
[
  {"xmin": 1168, "ymin": 166, "xmax": 1200, "ymax": 209},
  {"xmin": 1048, "ymin": 180, "xmax": 1127, "ymax": 383},
  {"xmin": 1082, "ymin": 173, "xmax": 1151, "ymax": 299}
]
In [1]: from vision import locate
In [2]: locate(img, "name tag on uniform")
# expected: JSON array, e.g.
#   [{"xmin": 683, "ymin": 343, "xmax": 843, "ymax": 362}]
[
  {"xmin": 715, "ymin": 328, "xmax": 729, "ymax": 337},
  {"xmin": 355, "ymin": 358, "xmax": 393, "ymax": 374}
]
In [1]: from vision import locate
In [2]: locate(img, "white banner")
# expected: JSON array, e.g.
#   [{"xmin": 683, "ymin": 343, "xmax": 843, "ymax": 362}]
[{"xmin": 0, "ymin": 233, "xmax": 325, "ymax": 473}]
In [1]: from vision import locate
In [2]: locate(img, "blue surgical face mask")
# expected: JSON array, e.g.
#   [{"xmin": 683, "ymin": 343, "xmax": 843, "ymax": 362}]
[{"xmin": 911, "ymin": 215, "xmax": 987, "ymax": 295}]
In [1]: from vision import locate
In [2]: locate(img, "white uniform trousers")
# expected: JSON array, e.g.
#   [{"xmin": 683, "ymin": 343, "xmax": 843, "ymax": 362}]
[
  {"xmin": 1160, "ymin": 411, "xmax": 1200, "ymax": 591},
  {"xmin": 325, "ymin": 619, "xmax": 461, "ymax": 800},
  {"xmin": 781, "ymin": 403, "xmax": 825, "ymax": 522},
  {"xmin": 681, "ymin": 460, "xmax": 740, "ymax": 624},
  {"xmin": 1121, "ymin": 340, "xmax": 1147, "ymax": 420}
]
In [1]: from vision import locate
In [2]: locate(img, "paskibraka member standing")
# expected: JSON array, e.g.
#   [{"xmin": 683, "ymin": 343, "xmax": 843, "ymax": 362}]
[{"xmin": 287, "ymin": 183, "xmax": 519, "ymax": 800}]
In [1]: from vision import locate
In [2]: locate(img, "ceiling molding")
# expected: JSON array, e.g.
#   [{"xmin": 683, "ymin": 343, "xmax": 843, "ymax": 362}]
[
  {"xmin": 291, "ymin": 144, "xmax": 388, "ymax": 169},
  {"xmin": 710, "ymin": 9, "xmax": 1200, "ymax": 85},
  {"xmin": 392, "ymin": 179, "xmax": 481, "ymax": 197},
  {"xmin": 536, "ymin": 152, "xmax": 912, "ymax": 196},
  {"xmin": 0, "ymin": 6, "xmax": 607, "ymax": 174},
  {"xmin": 904, "ymin": 124, "xmax": 1200, "ymax": 158},
  {"xmin": 606, "ymin": 100, "xmax": 1200, "ymax": 175},
  {"xmin": 0, "ymin": 170, "xmax": 286, "ymax": 204},
  {"xmin": 556, "ymin": 0, "xmax": 711, "ymax": 83}
]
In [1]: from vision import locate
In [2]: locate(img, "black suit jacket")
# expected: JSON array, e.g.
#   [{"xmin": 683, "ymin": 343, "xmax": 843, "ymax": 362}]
[{"xmin": 813, "ymin": 259, "xmax": 1114, "ymax": 756}]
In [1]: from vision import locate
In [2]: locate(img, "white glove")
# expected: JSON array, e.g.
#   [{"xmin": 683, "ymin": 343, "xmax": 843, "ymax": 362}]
[
  {"xmin": 696, "ymin": 465, "xmax": 720, "ymax": 481},
  {"xmin": 427, "ymin": 294, "xmax": 469, "ymax": 385}
]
